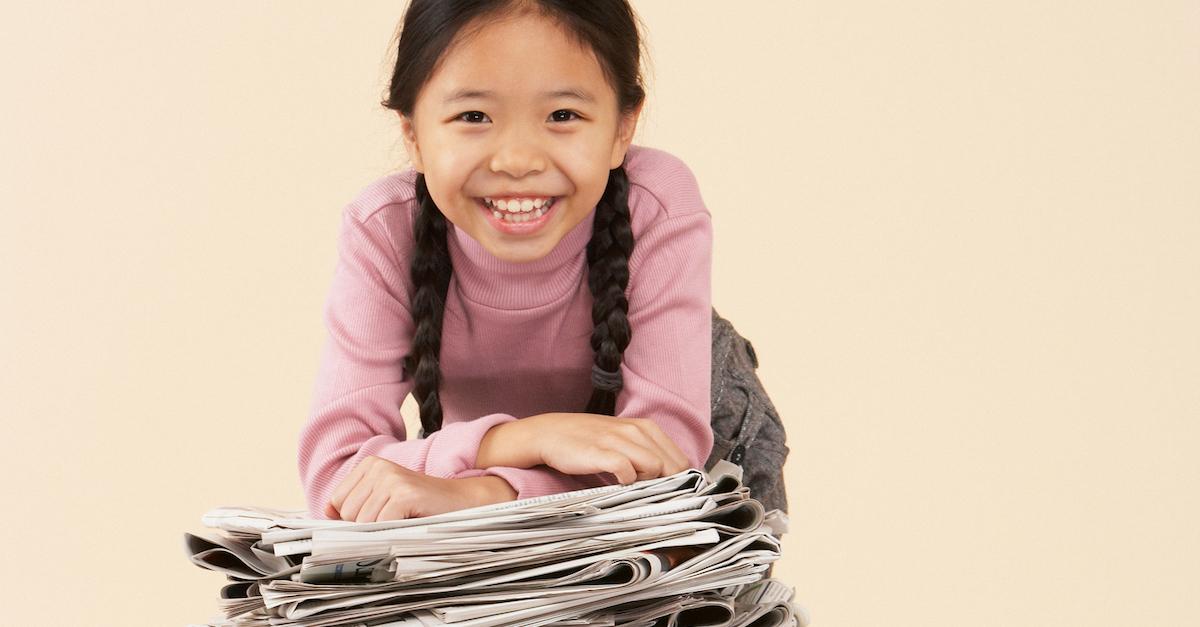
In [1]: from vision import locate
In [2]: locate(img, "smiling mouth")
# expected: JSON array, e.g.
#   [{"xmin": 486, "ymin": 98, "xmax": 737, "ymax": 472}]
[
  {"xmin": 476, "ymin": 197, "xmax": 558, "ymax": 223},
  {"xmin": 475, "ymin": 196, "xmax": 560, "ymax": 234}
]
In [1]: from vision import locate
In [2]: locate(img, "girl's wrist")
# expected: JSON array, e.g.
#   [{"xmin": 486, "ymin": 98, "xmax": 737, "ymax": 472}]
[
  {"xmin": 466, "ymin": 475, "xmax": 518, "ymax": 505},
  {"xmin": 476, "ymin": 417, "xmax": 544, "ymax": 469}
]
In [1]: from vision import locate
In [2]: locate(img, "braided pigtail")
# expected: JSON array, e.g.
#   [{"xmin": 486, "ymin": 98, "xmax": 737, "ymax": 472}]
[
  {"xmin": 585, "ymin": 165, "xmax": 635, "ymax": 415},
  {"xmin": 403, "ymin": 173, "xmax": 453, "ymax": 436}
]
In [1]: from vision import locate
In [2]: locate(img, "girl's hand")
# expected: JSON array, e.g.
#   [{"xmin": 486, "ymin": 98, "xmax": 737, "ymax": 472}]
[
  {"xmin": 325, "ymin": 455, "xmax": 516, "ymax": 522},
  {"xmin": 519, "ymin": 412, "xmax": 692, "ymax": 484}
]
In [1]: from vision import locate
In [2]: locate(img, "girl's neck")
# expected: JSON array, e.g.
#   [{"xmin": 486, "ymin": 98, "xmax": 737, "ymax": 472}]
[{"xmin": 446, "ymin": 207, "xmax": 597, "ymax": 310}]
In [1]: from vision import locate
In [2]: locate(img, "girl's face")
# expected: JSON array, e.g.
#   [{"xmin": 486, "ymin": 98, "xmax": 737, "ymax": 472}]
[{"xmin": 399, "ymin": 11, "xmax": 641, "ymax": 263}]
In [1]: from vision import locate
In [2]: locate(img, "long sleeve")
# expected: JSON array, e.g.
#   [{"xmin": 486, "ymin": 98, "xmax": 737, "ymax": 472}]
[
  {"xmin": 464, "ymin": 169, "xmax": 715, "ymax": 500},
  {"xmin": 297, "ymin": 207, "xmax": 521, "ymax": 518},
  {"xmin": 617, "ymin": 208, "xmax": 714, "ymax": 470}
]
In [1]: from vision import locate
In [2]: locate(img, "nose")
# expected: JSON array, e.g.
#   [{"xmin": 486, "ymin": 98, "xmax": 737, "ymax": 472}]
[{"xmin": 488, "ymin": 133, "xmax": 547, "ymax": 179}]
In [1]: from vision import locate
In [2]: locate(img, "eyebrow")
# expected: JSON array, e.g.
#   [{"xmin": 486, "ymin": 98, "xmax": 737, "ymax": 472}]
[{"xmin": 442, "ymin": 88, "xmax": 596, "ymax": 105}]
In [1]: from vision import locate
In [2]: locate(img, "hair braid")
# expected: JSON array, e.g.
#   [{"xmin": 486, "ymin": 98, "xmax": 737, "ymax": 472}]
[
  {"xmin": 404, "ymin": 173, "xmax": 453, "ymax": 436},
  {"xmin": 585, "ymin": 165, "xmax": 635, "ymax": 415}
]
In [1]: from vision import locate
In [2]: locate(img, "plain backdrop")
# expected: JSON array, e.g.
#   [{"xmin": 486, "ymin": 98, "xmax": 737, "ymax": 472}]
[{"xmin": 1, "ymin": 1, "xmax": 1197, "ymax": 626}]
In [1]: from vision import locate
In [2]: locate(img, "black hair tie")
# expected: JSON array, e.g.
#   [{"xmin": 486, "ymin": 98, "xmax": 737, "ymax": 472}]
[{"xmin": 591, "ymin": 364, "xmax": 623, "ymax": 392}]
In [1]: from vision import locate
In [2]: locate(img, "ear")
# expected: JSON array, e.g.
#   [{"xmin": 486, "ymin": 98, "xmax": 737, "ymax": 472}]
[
  {"xmin": 608, "ymin": 102, "xmax": 644, "ymax": 169},
  {"xmin": 399, "ymin": 113, "xmax": 425, "ymax": 173}
]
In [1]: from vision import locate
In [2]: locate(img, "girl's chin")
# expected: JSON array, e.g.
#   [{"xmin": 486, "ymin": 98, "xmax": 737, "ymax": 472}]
[{"xmin": 478, "ymin": 234, "xmax": 558, "ymax": 263}]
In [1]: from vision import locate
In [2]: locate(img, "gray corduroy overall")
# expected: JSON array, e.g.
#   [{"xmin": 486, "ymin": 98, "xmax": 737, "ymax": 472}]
[{"xmin": 706, "ymin": 308, "xmax": 790, "ymax": 516}]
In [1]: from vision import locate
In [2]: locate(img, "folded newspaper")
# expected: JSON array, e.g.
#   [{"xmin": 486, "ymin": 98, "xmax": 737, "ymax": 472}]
[{"xmin": 183, "ymin": 460, "xmax": 810, "ymax": 627}]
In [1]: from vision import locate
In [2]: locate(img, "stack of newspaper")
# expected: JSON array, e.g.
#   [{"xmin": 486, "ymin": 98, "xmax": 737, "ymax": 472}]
[{"xmin": 182, "ymin": 460, "xmax": 810, "ymax": 627}]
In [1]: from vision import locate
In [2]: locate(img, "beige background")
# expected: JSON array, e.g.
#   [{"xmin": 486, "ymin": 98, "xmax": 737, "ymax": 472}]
[{"xmin": 1, "ymin": 1, "xmax": 1197, "ymax": 625}]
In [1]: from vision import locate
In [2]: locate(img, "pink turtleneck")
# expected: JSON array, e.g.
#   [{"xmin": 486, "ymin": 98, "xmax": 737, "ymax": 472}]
[{"xmin": 297, "ymin": 144, "xmax": 714, "ymax": 519}]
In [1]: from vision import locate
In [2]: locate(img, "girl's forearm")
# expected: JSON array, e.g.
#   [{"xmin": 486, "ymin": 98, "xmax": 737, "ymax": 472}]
[
  {"xmin": 465, "ymin": 475, "xmax": 518, "ymax": 504},
  {"xmin": 475, "ymin": 416, "xmax": 544, "ymax": 469}
]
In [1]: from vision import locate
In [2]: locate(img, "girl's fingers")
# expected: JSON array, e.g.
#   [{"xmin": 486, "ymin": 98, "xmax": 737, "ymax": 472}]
[
  {"xmin": 635, "ymin": 421, "xmax": 691, "ymax": 474},
  {"xmin": 338, "ymin": 479, "xmax": 374, "ymax": 522},
  {"xmin": 617, "ymin": 421, "xmax": 682, "ymax": 477},
  {"xmin": 328, "ymin": 459, "xmax": 369, "ymax": 516},
  {"xmin": 606, "ymin": 435, "xmax": 665, "ymax": 482},
  {"xmin": 595, "ymin": 450, "xmax": 638, "ymax": 484},
  {"xmin": 378, "ymin": 498, "xmax": 410, "ymax": 522},
  {"xmin": 356, "ymin": 489, "xmax": 390, "ymax": 524}
]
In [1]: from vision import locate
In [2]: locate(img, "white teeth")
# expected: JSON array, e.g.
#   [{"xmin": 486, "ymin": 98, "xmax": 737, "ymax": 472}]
[
  {"xmin": 484, "ymin": 197, "xmax": 556, "ymax": 213},
  {"xmin": 483, "ymin": 197, "xmax": 556, "ymax": 223}
]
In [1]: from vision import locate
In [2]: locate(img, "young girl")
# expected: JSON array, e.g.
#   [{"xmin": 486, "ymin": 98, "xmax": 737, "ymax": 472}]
[{"xmin": 298, "ymin": 0, "xmax": 714, "ymax": 523}]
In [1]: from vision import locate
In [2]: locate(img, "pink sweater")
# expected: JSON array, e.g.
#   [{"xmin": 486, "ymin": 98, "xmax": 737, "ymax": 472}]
[{"xmin": 297, "ymin": 144, "xmax": 714, "ymax": 519}]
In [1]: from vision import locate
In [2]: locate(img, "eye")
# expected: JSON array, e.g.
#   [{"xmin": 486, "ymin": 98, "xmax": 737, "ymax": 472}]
[
  {"xmin": 455, "ymin": 111, "xmax": 490, "ymax": 124},
  {"xmin": 550, "ymin": 109, "xmax": 582, "ymax": 123}
]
